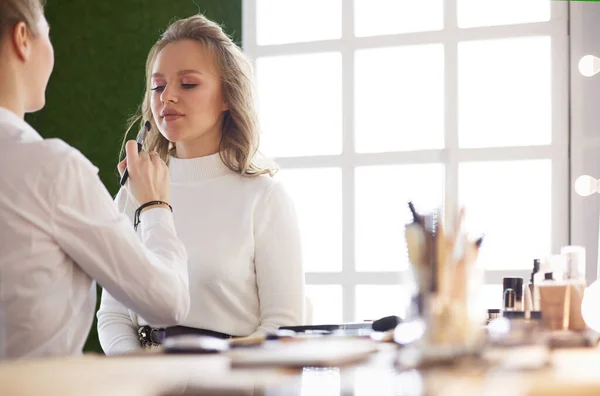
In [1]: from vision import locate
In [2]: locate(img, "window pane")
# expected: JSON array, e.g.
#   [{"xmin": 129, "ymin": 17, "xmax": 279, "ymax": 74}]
[
  {"xmin": 256, "ymin": 53, "xmax": 342, "ymax": 157},
  {"xmin": 355, "ymin": 45, "xmax": 444, "ymax": 153},
  {"xmin": 256, "ymin": 0, "xmax": 341, "ymax": 45},
  {"xmin": 458, "ymin": 37, "xmax": 551, "ymax": 148},
  {"xmin": 354, "ymin": 0, "xmax": 443, "ymax": 37},
  {"xmin": 355, "ymin": 164, "xmax": 444, "ymax": 272},
  {"xmin": 355, "ymin": 285, "xmax": 408, "ymax": 322},
  {"xmin": 277, "ymin": 168, "xmax": 342, "ymax": 272},
  {"xmin": 458, "ymin": 0, "xmax": 551, "ymax": 28},
  {"xmin": 458, "ymin": 160, "xmax": 551, "ymax": 270},
  {"xmin": 305, "ymin": 285, "xmax": 343, "ymax": 325},
  {"xmin": 482, "ymin": 284, "xmax": 503, "ymax": 310}
]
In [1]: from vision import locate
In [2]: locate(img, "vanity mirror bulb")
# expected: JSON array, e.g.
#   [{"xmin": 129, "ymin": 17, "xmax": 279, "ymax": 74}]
[{"xmin": 579, "ymin": 55, "xmax": 600, "ymax": 77}]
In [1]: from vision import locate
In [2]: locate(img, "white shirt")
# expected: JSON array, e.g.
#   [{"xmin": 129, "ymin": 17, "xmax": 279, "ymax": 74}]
[
  {"xmin": 0, "ymin": 107, "xmax": 190, "ymax": 359},
  {"xmin": 97, "ymin": 154, "xmax": 304, "ymax": 355}
]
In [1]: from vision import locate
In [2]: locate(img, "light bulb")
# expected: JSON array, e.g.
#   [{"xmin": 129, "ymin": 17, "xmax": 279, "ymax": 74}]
[
  {"xmin": 574, "ymin": 174, "xmax": 599, "ymax": 197},
  {"xmin": 578, "ymin": 55, "xmax": 600, "ymax": 77}
]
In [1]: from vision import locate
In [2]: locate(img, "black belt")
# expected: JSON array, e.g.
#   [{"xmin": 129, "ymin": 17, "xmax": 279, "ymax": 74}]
[{"xmin": 138, "ymin": 325, "xmax": 233, "ymax": 347}]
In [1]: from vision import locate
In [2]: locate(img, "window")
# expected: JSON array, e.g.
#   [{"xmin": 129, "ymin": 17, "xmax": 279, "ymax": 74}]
[{"xmin": 244, "ymin": 0, "xmax": 569, "ymax": 323}]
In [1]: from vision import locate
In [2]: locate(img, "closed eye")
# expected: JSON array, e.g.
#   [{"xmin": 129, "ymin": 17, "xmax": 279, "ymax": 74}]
[{"xmin": 151, "ymin": 84, "xmax": 197, "ymax": 92}]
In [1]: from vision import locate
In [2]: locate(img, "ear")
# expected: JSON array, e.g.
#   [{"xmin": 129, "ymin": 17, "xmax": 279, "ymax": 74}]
[
  {"xmin": 221, "ymin": 100, "xmax": 229, "ymax": 112},
  {"xmin": 11, "ymin": 22, "xmax": 32, "ymax": 62}
]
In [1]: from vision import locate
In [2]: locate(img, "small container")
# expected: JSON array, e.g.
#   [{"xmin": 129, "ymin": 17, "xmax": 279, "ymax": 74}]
[
  {"xmin": 523, "ymin": 285, "xmax": 533, "ymax": 319},
  {"xmin": 561, "ymin": 246, "xmax": 586, "ymax": 281},
  {"xmin": 532, "ymin": 259, "xmax": 541, "ymax": 276},
  {"xmin": 487, "ymin": 309, "xmax": 501, "ymax": 324},
  {"xmin": 503, "ymin": 278, "xmax": 524, "ymax": 310},
  {"xmin": 538, "ymin": 283, "xmax": 569, "ymax": 331},
  {"xmin": 568, "ymin": 280, "xmax": 587, "ymax": 330},
  {"xmin": 529, "ymin": 259, "xmax": 541, "ymax": 311},
  {"xmin": 504, "ymin": 288, "xmax": 516, "ymax": 311}
]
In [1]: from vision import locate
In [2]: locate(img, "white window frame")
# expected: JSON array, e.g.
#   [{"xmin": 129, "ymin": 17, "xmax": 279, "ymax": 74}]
[{"xmin": 243, "ymin": 0, "xmax": 570, "ymax": 322}]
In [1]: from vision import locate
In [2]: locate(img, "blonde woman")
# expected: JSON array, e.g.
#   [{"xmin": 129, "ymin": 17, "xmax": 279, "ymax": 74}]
[{"xmin": 97, "ymin": 14, "xmax": 305, "ymax": 354}]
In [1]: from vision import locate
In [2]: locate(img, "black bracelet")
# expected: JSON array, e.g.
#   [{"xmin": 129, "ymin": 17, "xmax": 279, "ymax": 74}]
[{"xmin": 134, "ymin": 200, "xmax": 173, "ymax": 231}]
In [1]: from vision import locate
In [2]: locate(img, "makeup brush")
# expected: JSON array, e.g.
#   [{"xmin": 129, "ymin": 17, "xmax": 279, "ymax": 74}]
[
  {"xmin": 408, "ymin": 201, "xmax": 424, "ymax": 225},
  {"xmin": 120, "ymin": 120, "xmax": 151, "ymax": 186}
]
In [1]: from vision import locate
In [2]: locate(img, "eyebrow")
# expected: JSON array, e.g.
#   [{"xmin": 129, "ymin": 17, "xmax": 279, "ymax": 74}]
[{"xmin": 151, "ymin": 70, "xmax": 203, "ymax": 78}]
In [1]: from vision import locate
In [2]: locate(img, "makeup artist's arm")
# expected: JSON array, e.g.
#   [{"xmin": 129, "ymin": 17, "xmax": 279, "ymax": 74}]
[
  {"xmin": 97, "ymin": 188, "xmax": 143, "ymax": 355},
  {"xmin": 50, "ymin": 146, "xmax": 190, "ymax": 326},
  {"xmin": 251, "ymin": 181, "xmax": 304, "ymax": 337}
]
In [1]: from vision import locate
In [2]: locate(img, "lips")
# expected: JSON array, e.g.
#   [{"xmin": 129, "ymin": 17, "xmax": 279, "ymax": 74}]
[
  {"xmin": 163, "ymin": 114, "xmax": 184, "ymax": 122},
  {"xmin": 160, "ymin": 109, "xmax": 185, "ymax": 122}
]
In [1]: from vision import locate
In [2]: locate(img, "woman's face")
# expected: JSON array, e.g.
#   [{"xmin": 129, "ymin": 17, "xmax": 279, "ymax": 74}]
[
  {"xmin": 150, "ymin": 39, "xmax": 228, "ymax": 150},
  {"xmin": 26, "ymin": 14, "xmax": 54, "ymax": 112}
]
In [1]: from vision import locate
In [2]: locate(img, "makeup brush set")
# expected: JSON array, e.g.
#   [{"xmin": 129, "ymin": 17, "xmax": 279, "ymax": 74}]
[{"xmin": 397, "ymin": 201, "xmax": 486, "ymax": 365}]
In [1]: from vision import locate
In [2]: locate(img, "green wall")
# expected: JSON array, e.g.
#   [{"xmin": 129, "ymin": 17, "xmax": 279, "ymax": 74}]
[{"xmin": 26, "ymin": 0, "xmax": 241, "ymax": 353}]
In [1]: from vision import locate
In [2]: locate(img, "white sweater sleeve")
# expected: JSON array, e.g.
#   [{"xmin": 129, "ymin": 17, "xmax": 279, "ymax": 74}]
[
  {"xmin": 97, "ymin": 290, "xmax": 140, "ymax": 354},
  {"xmin": 251, "ymin": 181, "xmax": 305, "ymax": 336},
  {"xmin": 97, "ymin": 188, "xmax": 143, "ymax": 355},
  {"xmin": 50, "ymin": 150, "xmax": 189, "ymax": 330}
]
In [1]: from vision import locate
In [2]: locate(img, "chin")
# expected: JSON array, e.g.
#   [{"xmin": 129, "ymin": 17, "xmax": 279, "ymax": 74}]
[
  {"xmin": 26, "ymin": 97, "xmax": 46, "ymax": 113},
  {"xmin": 159, "ymin": 124, "xmax": 186, "ymax": 143}
]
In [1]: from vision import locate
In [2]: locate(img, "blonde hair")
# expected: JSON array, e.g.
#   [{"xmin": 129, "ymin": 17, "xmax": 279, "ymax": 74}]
[
  {"xmin": 0, "ymin": 0, "xmax": 45, "ymax": 40},
  {"xmin": 123, "ymin": 14, "xmax": 276, "ymax": 177}
]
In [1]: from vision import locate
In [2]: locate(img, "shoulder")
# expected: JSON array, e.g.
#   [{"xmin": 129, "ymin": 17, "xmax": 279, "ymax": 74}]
[
  {"xmin": 241, "ymin": 174, "xmax": 291, "ymax": 202},
  {"xmin": 5, "ymin": 137, "xmax": 98, "ymax": 183},
  {"xmin": 8, "ymin": 136, "xmax": 84, "ymax": 164},
  {"xmin": 39, "ymin": 138, "xmax": 98, "ymax": 175},
  {"xmin": 244, "ymin": 174, "xmax": 297, "ymax": 216}
]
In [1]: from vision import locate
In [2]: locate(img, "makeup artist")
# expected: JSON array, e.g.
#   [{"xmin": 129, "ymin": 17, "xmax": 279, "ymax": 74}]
[{"xmin": 0, "ymin": 0, "xmax": 190, "ymax": 359}]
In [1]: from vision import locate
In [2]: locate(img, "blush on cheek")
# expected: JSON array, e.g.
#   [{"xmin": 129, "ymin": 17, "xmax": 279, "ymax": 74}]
[
  {"xmin": 150, "ymin": 96, "xmax": 160, "ymax": 111},
  {"xmin": 150, "ymin": 102, "xmax": 162, "ymax": 122}
]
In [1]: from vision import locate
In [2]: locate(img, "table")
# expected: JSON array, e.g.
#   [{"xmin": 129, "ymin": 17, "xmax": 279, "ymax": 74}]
[{"xmin": 2, "ymin": 342, "xmax": 600, "ymax": 395}]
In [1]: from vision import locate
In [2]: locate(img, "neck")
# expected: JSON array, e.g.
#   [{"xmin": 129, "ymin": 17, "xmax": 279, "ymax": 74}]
[
  {"xmin": 0, "ymin": 59, "xmax": 24, "ymax": 119},
  {"xmin": 174, "ymin": 123, "xmax": 222, "ymax": 159}
]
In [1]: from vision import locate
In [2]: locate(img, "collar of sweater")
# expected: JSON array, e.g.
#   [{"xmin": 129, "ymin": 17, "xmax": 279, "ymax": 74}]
[{"xmin": 169, "ymin": 152, "xmax": 231, "ymax": 183}]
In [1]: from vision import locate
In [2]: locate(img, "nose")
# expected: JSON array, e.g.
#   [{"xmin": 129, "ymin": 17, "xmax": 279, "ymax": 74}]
[{"xmin": 160, "ymin": 84, "xmax": 178, "ymax": 104}]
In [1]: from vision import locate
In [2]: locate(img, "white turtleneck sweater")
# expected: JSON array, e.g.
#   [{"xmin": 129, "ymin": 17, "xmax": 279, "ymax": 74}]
[{"xmin": 97, "ymin": 153, "xmax": 304, "ymax": 355}]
